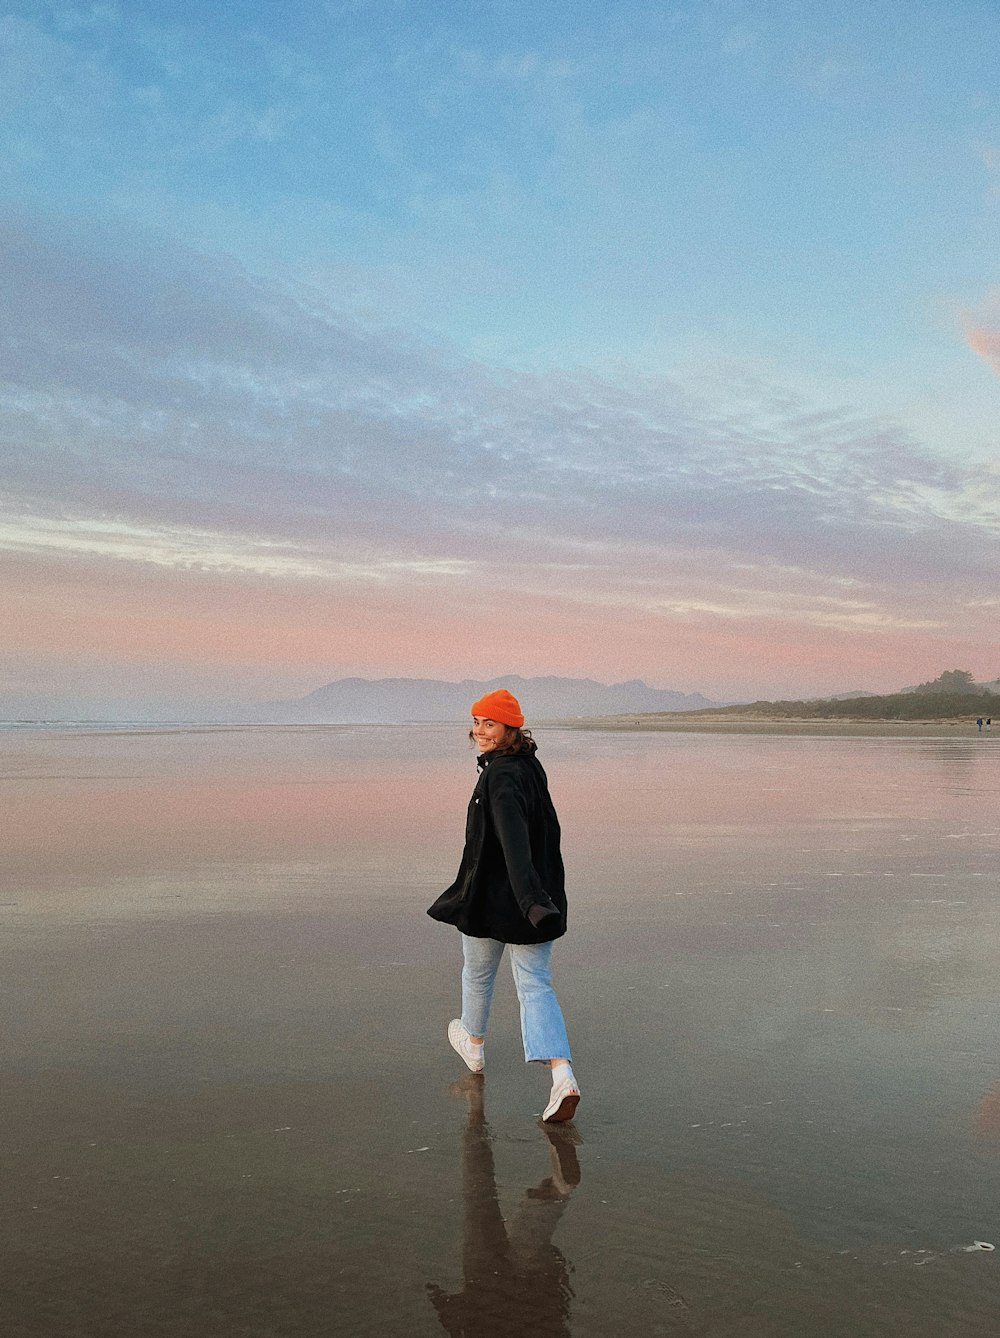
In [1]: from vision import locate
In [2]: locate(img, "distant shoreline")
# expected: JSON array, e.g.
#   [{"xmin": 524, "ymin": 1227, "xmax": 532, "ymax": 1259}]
[
  {"xmin": 556, "ymin": 714, "xmax": 995, "ymax": 738},
  {"xmin": 3, "ymin": 717, "xmax": 995, "ymax": 740}
]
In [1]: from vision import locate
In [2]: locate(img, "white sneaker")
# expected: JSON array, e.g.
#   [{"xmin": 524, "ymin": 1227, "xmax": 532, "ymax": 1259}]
[
  {"xmin": 448, "ymin": 1019, "xmax": 484, "ymax": 1073},
  {"xmin": 543, "ymin": 1076, "xmax": 581, "ymax": 1123}
]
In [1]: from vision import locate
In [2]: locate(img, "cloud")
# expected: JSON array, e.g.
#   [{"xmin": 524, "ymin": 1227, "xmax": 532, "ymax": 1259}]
[
  {"xmin": 965, "ymin": 323, "xmax": 1000, "ymax": 376},
  {"xmin": 962, "ymin": 288, "xmax": 1000, "ymax": 375},
  {"xmin": 2, "ymin": 214, "xmax": 999, "ymax": 703}
]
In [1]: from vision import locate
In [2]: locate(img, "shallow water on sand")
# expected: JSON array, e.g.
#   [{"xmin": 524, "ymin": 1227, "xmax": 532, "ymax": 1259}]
[{"xmin": 3, "ymin": 725, "xmax": 1000, "ymax": 1335}]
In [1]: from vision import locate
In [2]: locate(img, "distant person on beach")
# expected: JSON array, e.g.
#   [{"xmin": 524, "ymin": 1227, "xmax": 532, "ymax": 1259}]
[
  {"xmin": 988, "ymin": 718, "xmax": 993, "ymax": 732},
  {"xmin": 427, "ymin": 689, "xmax": 580, "ymax": 1123},
  {"xmin": 977, "ymin": 717, "xmax": 984, "ymax": 732}
]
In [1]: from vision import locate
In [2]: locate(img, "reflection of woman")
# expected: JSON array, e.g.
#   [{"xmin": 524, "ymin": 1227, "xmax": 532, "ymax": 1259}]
[
  {"xmin": 427, "ymin": 689, "xmax": 580, "ymax": 1122},
  {"xmin": 427, "ymin": 1076, "xmax": 579, "ymax": 1336}
]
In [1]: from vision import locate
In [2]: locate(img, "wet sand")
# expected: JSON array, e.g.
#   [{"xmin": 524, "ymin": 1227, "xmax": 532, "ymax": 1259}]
[
  {"xmin": 561, "ymin": 714, "xmax": 991, "ymax": 737},
  {"xmin": 3, "ymin": 725, "xmax": 1000, "ymax": 1335}
]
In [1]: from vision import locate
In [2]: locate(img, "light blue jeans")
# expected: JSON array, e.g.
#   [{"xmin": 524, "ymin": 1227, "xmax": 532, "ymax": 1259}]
[{"xmin": 460, "ymin": 934, "xmax": 572, "ymax": 1064}]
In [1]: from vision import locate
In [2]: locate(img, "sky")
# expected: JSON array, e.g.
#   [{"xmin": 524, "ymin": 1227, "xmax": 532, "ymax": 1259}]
[{"xmin": 2, "ymin": 0, "xmax": 999, "ymax": 715}]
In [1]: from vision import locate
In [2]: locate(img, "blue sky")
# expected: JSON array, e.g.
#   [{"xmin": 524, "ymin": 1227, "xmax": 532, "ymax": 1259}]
[{"xmin": 2, "ymin": 0, "xmax": 999, "ymax": 713}]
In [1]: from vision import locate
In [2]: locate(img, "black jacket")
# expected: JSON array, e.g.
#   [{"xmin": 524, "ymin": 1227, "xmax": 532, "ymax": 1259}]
[{"xmin": 427, "ymin": 751, "xmax": 567, "ymax": 944}]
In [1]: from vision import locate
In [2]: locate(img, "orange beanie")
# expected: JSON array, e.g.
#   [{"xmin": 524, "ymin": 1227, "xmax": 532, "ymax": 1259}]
[{"xmin": 470, "ymin": 689, "xmax": 524, "ymax": 729}]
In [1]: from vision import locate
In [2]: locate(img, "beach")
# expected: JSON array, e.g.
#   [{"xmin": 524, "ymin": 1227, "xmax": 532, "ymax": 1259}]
[
  {"xmin": 561, "ymin": 714, "xmax": 992, "ymax": 737},
  {"xmin": 4, "ymin": 723, "xmax": 1000, "ymax": 1335}
]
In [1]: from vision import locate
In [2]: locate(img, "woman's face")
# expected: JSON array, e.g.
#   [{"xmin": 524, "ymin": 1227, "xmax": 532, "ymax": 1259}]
[{"xmin": 471, "ymin": 716, "xmax": 512, "ymax": 753}]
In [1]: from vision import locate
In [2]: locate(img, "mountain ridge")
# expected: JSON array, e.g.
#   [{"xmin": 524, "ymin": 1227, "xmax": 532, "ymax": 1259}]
[{"xmin": 259, "ymin": 674, "xmax": 724, "ymax": 723}]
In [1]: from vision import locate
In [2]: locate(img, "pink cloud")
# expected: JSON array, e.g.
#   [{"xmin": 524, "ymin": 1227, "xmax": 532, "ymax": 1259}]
[{"xmin": 965, "ymin": 323, "xmax": 1000, "ymax": 375}]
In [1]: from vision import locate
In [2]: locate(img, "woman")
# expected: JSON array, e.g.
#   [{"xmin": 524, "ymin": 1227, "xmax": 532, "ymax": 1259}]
[{"xmin": 427, "ymin": 689, "xmax": 580, "ymax": 1123}]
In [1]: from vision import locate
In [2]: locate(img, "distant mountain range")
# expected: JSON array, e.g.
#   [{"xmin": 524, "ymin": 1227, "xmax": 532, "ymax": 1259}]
[
  {"xmin": 11, "ymin": 670, "xmax": 997, "ymax": 727},
  {"xmin": 259, "ymin": 675, "xmax": 724, "ymax": 723}
]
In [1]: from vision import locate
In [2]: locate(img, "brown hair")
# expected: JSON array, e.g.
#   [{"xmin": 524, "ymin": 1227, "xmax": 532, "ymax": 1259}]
[{"xmin": 468, "ymin": 726, "xmax": 537, "ymax": 756}]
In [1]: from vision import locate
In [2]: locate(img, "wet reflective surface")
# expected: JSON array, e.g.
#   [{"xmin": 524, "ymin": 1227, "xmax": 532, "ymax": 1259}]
[{"xmin": 3, "ymin": 725, "xmax": 1000, "ymax": 1334}]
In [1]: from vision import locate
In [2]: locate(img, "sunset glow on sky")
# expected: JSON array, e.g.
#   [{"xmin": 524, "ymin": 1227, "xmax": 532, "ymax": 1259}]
[{"xmin": 2, "ymin": 1, "xmax": 999, "ymax": 715}]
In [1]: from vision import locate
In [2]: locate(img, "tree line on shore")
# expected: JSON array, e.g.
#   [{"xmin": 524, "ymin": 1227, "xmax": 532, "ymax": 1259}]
[{"xmin": 694, "ymin": 670, "xmax": 1000, "ymax": 721}]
